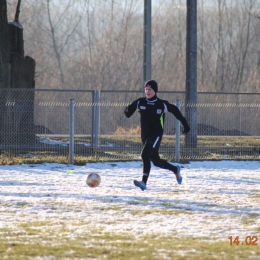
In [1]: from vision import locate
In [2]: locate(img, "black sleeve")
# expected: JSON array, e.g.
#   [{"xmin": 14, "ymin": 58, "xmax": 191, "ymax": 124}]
[
  {"xmin": 166, "ymin": 102, "xmax": 189, "ymax": 128},
  {"xmin": 124, "ymin": 99, "xmax": 139, "ymax": 118}
]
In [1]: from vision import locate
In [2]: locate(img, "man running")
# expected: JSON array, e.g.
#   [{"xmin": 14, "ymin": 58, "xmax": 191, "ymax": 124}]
[{"xmin": 124, "ymin": 79, "xmax": 190, "ymax": 190}]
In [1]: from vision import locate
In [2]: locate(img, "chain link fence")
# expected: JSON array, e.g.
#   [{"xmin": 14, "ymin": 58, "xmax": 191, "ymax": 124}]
[{"xmin": 0, "ymin": 88, "xmax": 260, "ymax": 162}]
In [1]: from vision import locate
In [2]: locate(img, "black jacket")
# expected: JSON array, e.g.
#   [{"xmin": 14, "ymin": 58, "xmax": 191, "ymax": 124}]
[{"xmin": 124, "ymin": 95, "xmax": 189, "ymax": 141}]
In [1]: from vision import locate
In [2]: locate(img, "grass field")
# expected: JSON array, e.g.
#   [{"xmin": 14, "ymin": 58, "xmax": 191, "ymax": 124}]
[
  {"xmin": 1, "ymin": 225, "xmax": 259, "ymax": 259},
  {"xmin": 0, "ymin": 160, "xmax": 259, "ymax": 259}
]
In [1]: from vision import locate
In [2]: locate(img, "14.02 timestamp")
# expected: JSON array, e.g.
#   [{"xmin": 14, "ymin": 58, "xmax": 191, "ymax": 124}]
[{"xmin": 229, "ymin": 236, "xmax": 258, "ymax": 246}]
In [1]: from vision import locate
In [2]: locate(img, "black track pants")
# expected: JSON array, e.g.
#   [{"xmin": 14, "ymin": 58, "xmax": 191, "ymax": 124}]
[{"xmin": 141, "ymin": 136, "xmax": 177, "ymax": 183}]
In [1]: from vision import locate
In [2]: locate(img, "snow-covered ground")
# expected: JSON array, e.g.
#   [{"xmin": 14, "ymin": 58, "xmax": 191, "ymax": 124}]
[{"xmin": 0, "ymin": 160, "xmax": 259, "ymax": 241}]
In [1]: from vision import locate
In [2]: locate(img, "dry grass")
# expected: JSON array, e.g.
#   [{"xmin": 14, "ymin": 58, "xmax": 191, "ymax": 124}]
[
  {"xmin": 114, "ymin": 125, "xmax": 141, "ymax": 135},
  {"xmin": 0, "ymin": 134, "xmax": 260, "ymax": 165}
]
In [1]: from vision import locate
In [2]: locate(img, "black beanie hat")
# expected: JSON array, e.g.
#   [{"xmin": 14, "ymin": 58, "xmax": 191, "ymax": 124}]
[{"xmin": 144, "ymin": 80, "xmax": 158, "ymax": 93}]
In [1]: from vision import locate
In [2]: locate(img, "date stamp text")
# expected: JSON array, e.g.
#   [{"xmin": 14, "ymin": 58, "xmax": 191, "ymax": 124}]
[{"xmin": 229, "ymin": 236, "xmax": 258, "ymax": 246}]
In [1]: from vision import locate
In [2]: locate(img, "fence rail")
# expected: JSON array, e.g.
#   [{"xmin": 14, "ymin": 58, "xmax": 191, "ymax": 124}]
[{"xmin": 0, "ymin": 88, "xmax": 260, "ymax": 162}]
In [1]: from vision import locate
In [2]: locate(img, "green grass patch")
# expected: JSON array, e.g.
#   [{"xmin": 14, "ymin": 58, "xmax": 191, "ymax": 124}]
[
  {"xmin": 241, "ymin": 214, "xmax": 259, "ymax": 225},
  {"xmin": 0, "ymin": 222, "xmax": 259, "ymax": 260},
  {"xmin": 130, "ymin": 209, "xmax": 193, "ymax": 216}
]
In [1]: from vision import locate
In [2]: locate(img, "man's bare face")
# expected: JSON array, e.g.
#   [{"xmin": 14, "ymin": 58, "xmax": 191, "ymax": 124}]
[{"xmin": 144, "ymin": 87, "xmax": 155, "ymax": 99}]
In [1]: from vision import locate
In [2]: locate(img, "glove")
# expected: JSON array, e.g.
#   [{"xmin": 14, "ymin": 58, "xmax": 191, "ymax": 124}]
[
  {"xmin": 183, "ymin": 124, "xmax": 190, "ymax": 134},
  {"xmin": 124, "ymin": 107, "xmax": 130, "ymax": 118}
]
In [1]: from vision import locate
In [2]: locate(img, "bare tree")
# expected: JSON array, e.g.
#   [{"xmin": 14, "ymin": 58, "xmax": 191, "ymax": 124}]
[
  {"xmin": 66, "ymin": 0, "xmax": 143, "ymax": 91},
  {"xmin": 46, "ymin": 0, "xmax": 86, "ymax": 88},
  {"xmin": 5, "ymin": 0, "xmax": 260, "ymax": 94},
  {"xmin": 152, "ymin": 0, "xmax": 186, "ymax": 90}
]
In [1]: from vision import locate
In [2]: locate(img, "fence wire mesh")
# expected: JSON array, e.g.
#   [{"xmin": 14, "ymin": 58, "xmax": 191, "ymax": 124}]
[{"xmin": 0, "ymin": 88, "xmax": 260, "ymax": 162}]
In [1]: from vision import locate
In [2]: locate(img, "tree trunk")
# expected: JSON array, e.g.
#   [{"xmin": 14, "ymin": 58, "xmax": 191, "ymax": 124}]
[
  {"xmin": 0, "ymin": 0, "xmax": 11, "ymax": 89},
  {"xmin": 0, "ymin": 0, "xmax": 36, "ymax": 146}
]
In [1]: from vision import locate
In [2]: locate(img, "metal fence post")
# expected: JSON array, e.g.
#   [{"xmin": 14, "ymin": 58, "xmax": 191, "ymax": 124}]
[
  {"xmin": 69, "ymin": 99, "xmax": 74, "ymax": 164},
  {"xmin": 91, "ymin": 90, "xmax": 100, "ymax": 149},
  {"xmin": 91, "ymin": 91, "xmax": 95, "ymax": 150},
  {"xmin": 175, "ymin": 100, "xmax": 181, "ymax": 163},
  {"xmin": 95, "ymin": 90, "xmax": 100, "ymax": 148}
]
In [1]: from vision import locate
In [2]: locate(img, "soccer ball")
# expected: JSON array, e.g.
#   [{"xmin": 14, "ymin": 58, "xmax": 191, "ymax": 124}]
[{"xmin": 86, "ymin": 173, "xmax": 101, "ymax": 188}]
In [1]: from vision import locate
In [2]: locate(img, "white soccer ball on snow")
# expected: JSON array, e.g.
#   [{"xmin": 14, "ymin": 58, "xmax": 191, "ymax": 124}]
[{"xmin": 86, "ymin": 173, "xmax": 101, "ymax": 188}]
